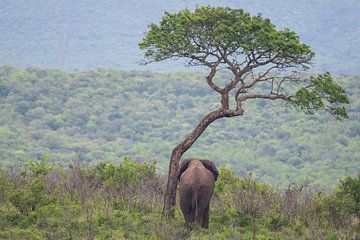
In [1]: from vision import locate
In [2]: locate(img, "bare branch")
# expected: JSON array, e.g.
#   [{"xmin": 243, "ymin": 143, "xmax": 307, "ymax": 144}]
[
  {"xmin": 240, "ymin": 51, "xmax": 281, "ymax": 76},
  {"xmin": 219, "ymin": 47, "xmax": 239, "ymax": 76},
  {"xmin": 244, "ymin": 65, "xmax": 278, "ymax": 89},
  {"xmin": 270, "ymin": 78, "xmax": 275, "ymax": 94},
  {"xmin": 275, "ymin": 72, "xmax": 302, "ymax": 95},
  {"xmin": 238, "ymin": 93, "xmax": 292, "ymax": 102},
  {"xmin": 206, "ymin": 59, "xmax": 223, "ymax": 93}
]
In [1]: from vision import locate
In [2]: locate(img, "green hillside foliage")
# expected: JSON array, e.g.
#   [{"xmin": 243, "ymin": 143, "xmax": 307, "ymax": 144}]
[
  {"xmin": 0, "ymin": 159, "xmax": 358, "ymax": 239},
  {"xmin": 0, "ymin": 66, "xmax": 359, "ymax": 188}
]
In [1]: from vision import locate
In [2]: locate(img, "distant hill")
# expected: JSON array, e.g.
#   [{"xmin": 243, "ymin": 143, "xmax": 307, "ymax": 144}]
[
  {"xmin": 0, "ymin": 0, "xmax": 359, "ymax": 74},
  {"xmin": 0, "ymin": 66, "xmax": 359, "ymax": 188}
]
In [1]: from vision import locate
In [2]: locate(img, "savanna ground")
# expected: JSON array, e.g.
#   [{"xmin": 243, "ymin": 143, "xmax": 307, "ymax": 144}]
[{"xmin": 0, "ymin": 157, "xmax": 358, "ymax": 240}]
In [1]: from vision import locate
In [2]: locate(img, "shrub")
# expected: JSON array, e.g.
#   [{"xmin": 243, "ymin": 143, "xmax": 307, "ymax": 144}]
[
  {"xmin": 91, "ymin": 156, "xmax": 156, "ymax": 185},
  {"xmin": 9, "ymin": 178, "xmax": 48, "ymax": 216},
  {"xmin": 335, "ymin": 173, "xmax": 360, "ymax": 217}
]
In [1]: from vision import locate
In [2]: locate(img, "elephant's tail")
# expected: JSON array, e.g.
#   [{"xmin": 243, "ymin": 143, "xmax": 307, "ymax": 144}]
[{"xmin": 194, "ymin": 189, "xmax": 200, "ymax": 221}]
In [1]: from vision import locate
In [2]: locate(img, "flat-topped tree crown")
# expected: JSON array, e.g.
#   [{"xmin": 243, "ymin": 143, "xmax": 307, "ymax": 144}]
[
  {"xmin": 139, "ymin": 6, "xmax": 313, "ymax": 71},
  {"xmin": 139, "ymin": 6, "xmax": 349, "ymax": 213}
]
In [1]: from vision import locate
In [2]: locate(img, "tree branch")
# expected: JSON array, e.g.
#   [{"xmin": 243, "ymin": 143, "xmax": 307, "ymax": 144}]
[
  {"xmin": 240, "ymin": 51, "xmax": 280, "ymax": 75},
  {"xmin": 244, "ymin": 65, "xmax": 278, "ymax": 89},
  {"xmin": 238, "ymin": 93, "xmax": 292, "ymax": 102},
  {"xmin": 206, "ymin": 60, "xmax": 223, "ymax": 93}
]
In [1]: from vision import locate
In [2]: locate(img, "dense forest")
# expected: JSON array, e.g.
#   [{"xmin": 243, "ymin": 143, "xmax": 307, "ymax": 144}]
[
  {"xmin": 0, "ymin": 66, "xmax": 359, "ymax": 189},
  {"xmin": 0, "ymin": 158, "xmax": 359, "ymax": 239}
]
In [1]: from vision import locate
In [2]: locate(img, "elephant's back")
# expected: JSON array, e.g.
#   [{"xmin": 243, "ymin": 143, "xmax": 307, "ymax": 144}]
[{"xmin": 179, "ymin": 166, "xmax": 215, "ymax": 189}]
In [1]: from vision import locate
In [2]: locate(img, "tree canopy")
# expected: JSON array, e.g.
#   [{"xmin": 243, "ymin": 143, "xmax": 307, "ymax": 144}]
[
  {"xmin": 139, "ymin": 7, "xmax": 312, "ymax": 68},
  {"xmin": 139, "ymin": 6, "xmax": 349, "ymax": 119}
]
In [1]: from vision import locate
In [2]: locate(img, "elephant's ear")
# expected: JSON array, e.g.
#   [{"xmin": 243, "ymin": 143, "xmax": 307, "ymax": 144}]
[
  {"xmin": 177, "ymin": 159, "xmax": 192, "ymax": 181},
  {"xmin": 200, "ymin": 160, "xmax": 219, "ymax": 181}
]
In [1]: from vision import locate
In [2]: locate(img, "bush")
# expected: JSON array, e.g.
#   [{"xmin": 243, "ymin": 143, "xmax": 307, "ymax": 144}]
[
  {"xmin": 91, "ymin": 157, "xmax": 156, "ymax": 185},
  {"xmin": 9, "ymin": 178, "xmax": 48, "ymax": 216},
  {"xmin": 336, "ymin": 173, "xmax": 360, "ymax": 216},
  {"xmin": 265, "ymin": 207, "xmax": 289, "ymax": 231}
]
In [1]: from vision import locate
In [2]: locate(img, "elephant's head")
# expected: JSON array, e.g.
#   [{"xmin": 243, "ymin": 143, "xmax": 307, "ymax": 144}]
[{"xmin": 177, "ymin": 158, "xmax": 219, "ymax": 182}]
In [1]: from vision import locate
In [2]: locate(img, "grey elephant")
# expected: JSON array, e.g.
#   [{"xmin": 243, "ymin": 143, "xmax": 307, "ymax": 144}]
[{"xmin": 177, "ymin": 158, "xmax": 219, "ymax": 229}]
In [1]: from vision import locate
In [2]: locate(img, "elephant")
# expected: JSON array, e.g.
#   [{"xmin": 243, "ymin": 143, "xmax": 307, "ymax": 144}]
[{"xmin": 177, "ymin": 158, "xmax": 219, "ymax": 229}]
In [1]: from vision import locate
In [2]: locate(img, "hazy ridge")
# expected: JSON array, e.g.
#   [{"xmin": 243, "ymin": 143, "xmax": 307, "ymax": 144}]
[{"xmin": 0, "ymin": 0, "xmax": 359, "ymax": 74}]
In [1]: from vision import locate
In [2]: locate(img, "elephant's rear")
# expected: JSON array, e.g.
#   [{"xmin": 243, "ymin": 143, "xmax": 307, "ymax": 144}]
[
  {"xmin": 179, "ymin": 164, "xmax": 215, "ymax": 228},
  {"xmin": 179, "ymin": 165, "xmax": 215, "ymax": 201}
]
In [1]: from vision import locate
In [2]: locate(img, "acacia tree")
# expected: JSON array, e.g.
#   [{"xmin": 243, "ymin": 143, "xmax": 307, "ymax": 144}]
[{"xmin": 139, "ymin": 6, "xmax": 349, "ymax": 213}]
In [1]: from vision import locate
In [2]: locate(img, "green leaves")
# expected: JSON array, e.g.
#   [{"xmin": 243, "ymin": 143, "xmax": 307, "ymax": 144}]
[
  {"xmin": 336, "ymin": 173, "xmax": 360, "ymax": 216},
  {"xmin": 292, "ymin": 73, "xmax": 349, "ymax": 119},
  {"xmin": 139, "ymin": 6, "xmax": 314, "ymax": 68},
  {"xmin": 22, "ymin": 155, "xmax": 54, "ymax": 177},
  {"xmin": 91, "ymin": 157, "xmax": 156, "ymax": 185},
  {"xmin": 9, "ymin": 178, "xmax": 47, "ymax": 216}
]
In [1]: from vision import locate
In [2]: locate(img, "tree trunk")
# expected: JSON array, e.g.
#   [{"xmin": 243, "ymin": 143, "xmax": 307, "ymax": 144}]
[
  {"xmin": 252, "ymin": 216, "xmax": 256, "ymax": 240},
  {"xmin": 163, "ymin": 108, "xmax": 243, "ymax": 213},
  {"xmin": 162, "ymin": 146, "xmax": 183, "ymax": 212}
]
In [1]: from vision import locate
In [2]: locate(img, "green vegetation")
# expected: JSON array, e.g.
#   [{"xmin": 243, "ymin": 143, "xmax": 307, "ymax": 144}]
[
  {"xmin": 1, "ymin": 3, "xmax": 359, "ymax": 238},
  {"xmin": 0, "ymin": 158, "xmax": 358, "ymax": 239},
  {"xmin": 0, "ymin": 65, "xmax": 359, "ymax": 188}
]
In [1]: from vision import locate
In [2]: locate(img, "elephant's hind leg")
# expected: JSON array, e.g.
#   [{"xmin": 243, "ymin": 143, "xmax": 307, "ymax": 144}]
[
  {"xmin": 201, "ymin": 205, "xmax": 209, "ymax": 228},
  {"xmin": 195, "ymin": 189, "xmax": 212, "ymax": 228},
  {"xmin": 189, "ymin": 207, "xmax": 195, "ymax": 223},
  {"xmin": 180, "ymin": 189, "xmax": 194, "ymax": 227},
  {"xmin": 195, "ymin": 207, "xmax": 209, "ymax": 228}
]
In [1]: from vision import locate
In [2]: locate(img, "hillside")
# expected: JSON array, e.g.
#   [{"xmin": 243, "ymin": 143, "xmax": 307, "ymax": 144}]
[
  {"xmin": 0, "ymin": 66, "xmax": 359, "ymax": 188},
  {"xmin": 0, "ymin": 0, "xmax": 359, "ymax": 74}
]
